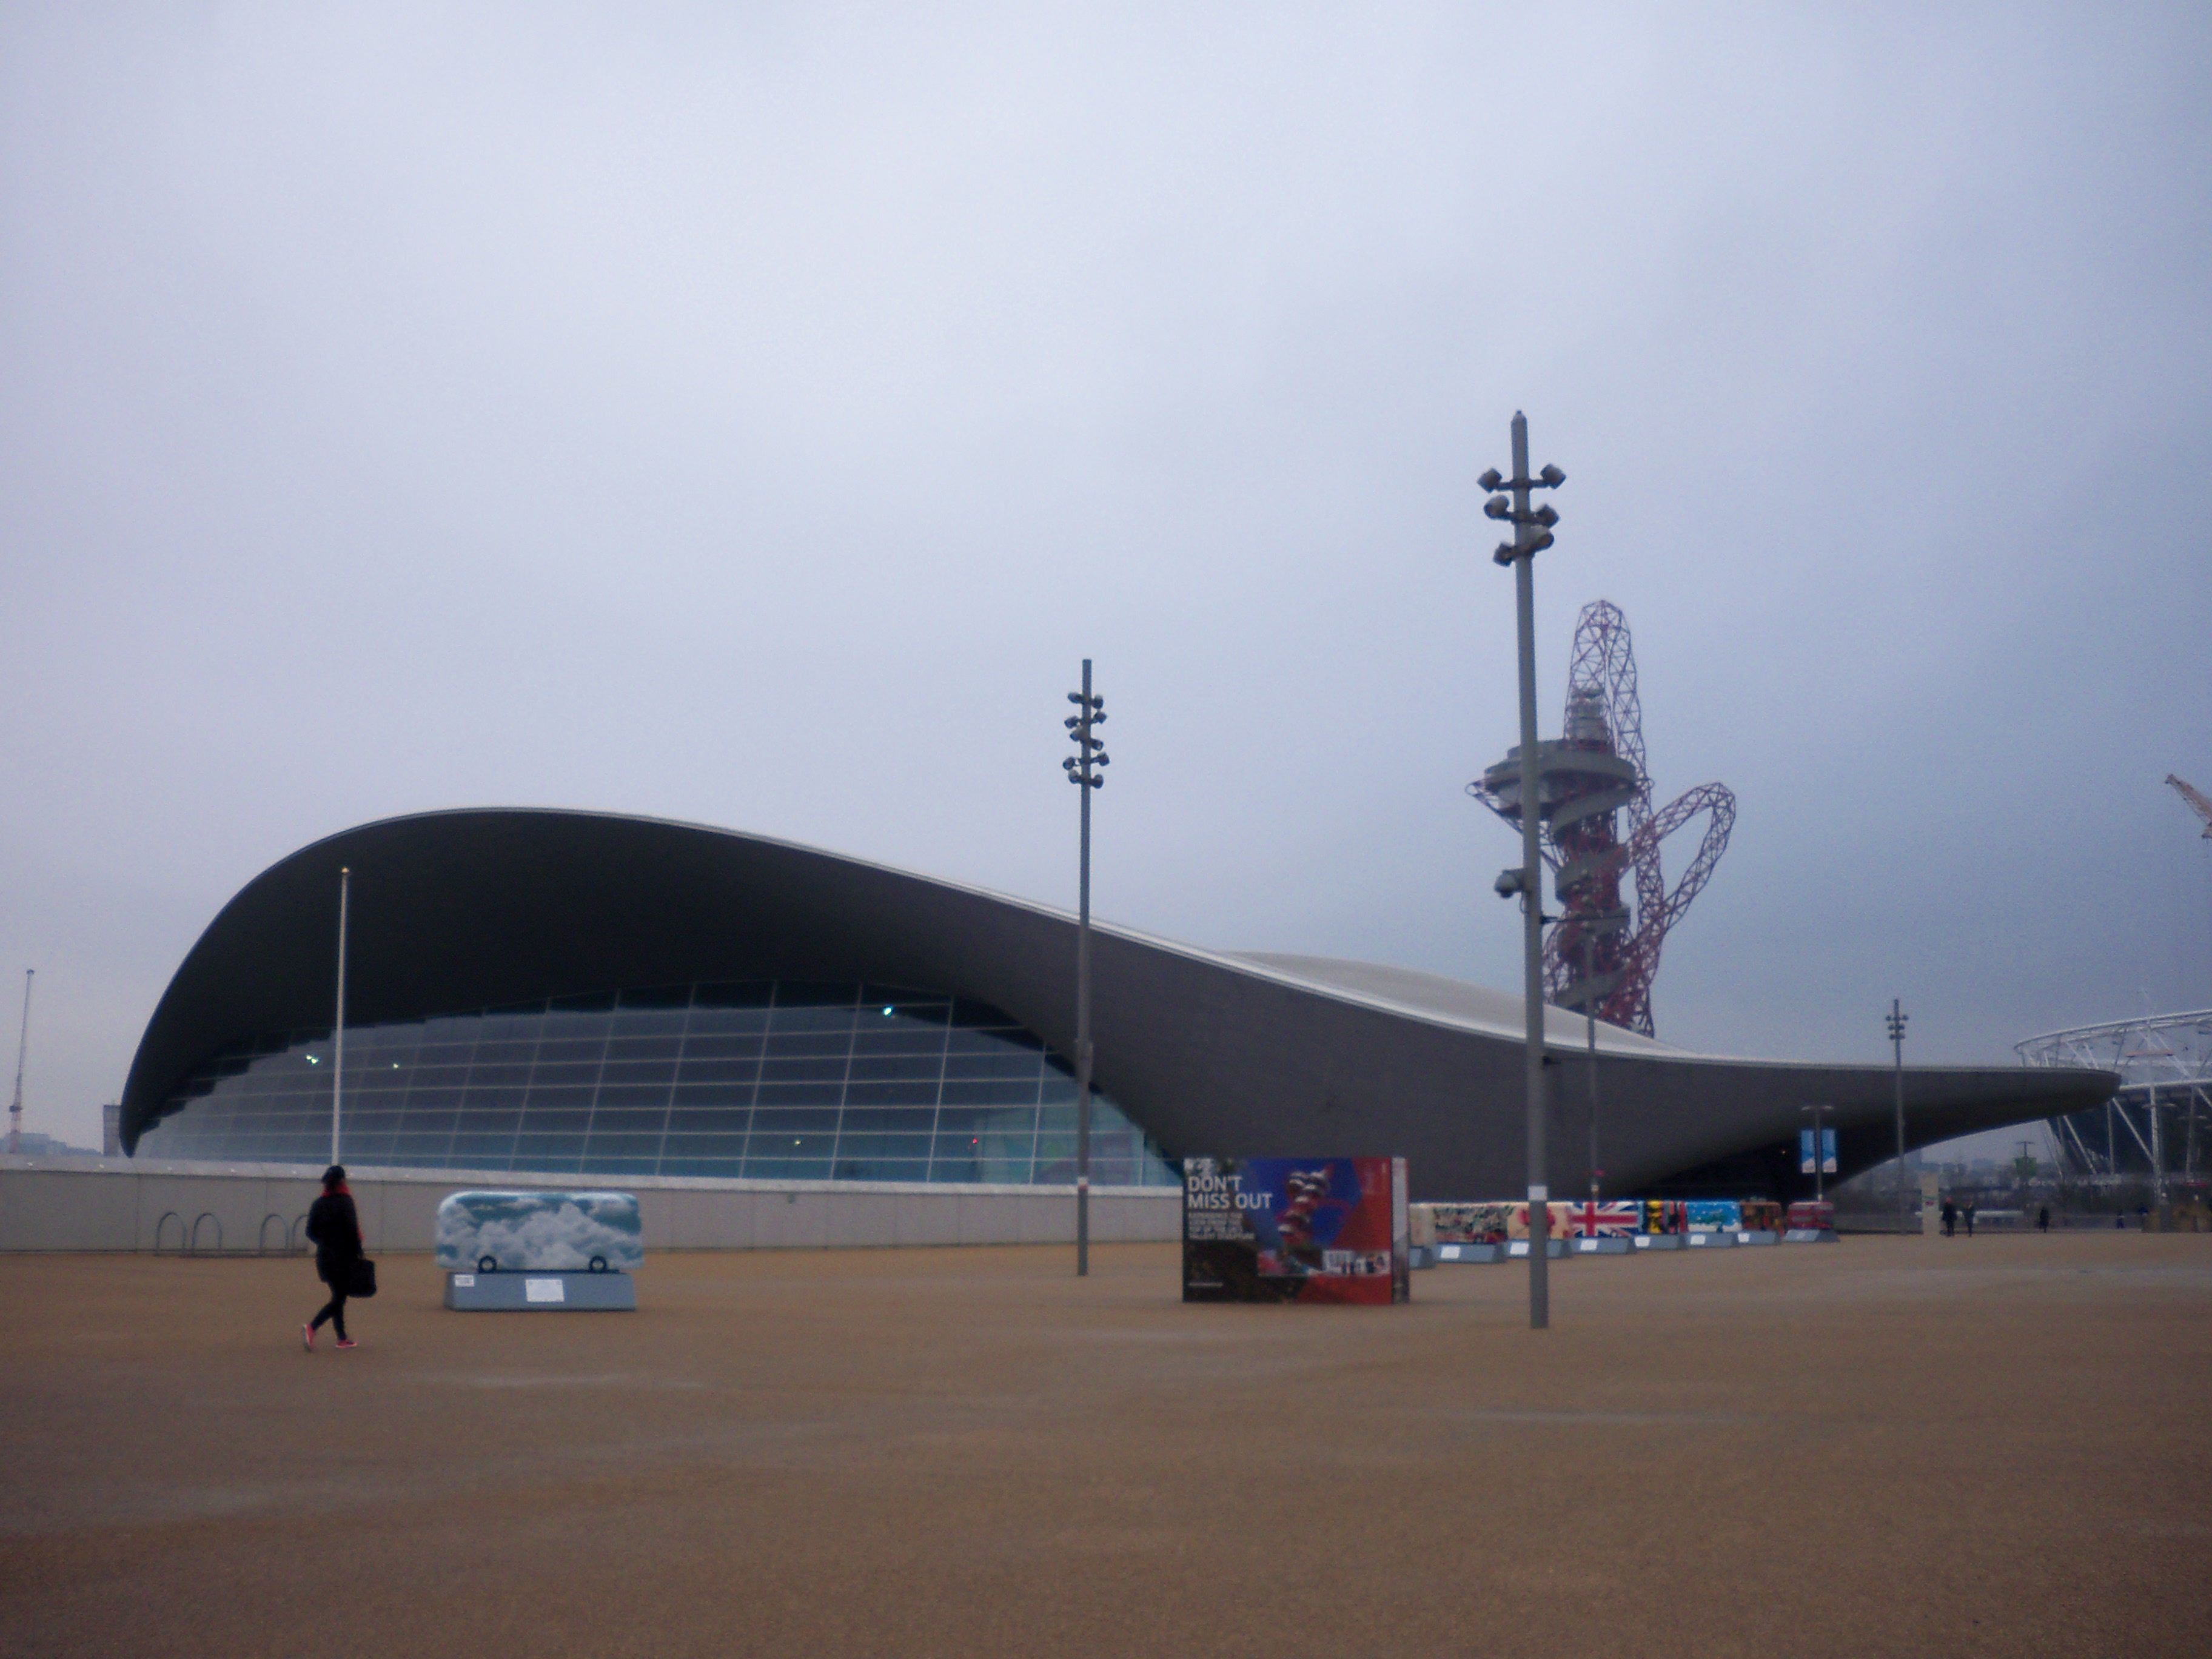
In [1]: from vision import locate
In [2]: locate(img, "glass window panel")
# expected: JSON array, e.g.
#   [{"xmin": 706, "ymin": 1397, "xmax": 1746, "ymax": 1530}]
[
  {"xmin": 535, "ymin": 1039, "xmax": 605, "ymax": 1063},
  {"xmin": 472, "ymin": 1039, "xmax": 538, "ymax": 1063},
  {"xmin": 461, "ymin": 1086, "xmax": 528, "ymax": 1113},
  {"xmin": 843, "ymin": 1159, "xmax": 930, "ymax": 1183},
  {"xmin": 466, "ymin": 1064, "xmax": 534, "ymax": 1088},
  {"xmin": 403, "ymin": 1087, "xmax": 466, "ymax": 1111},
  {"xmin": 476, "ymin": 1010, "xmax": 545, "ymax": 1040},
  {"xmin": 759, "ymin": 1057, "xmax": 846, "ymax": 1084},
  {"xmin": 599, "ymin": 1061, "xmax": 679, "ymax": 1087},
  {"xmin": 754, "ymin": 1082, "xmax": 843, "ymax": 1108},
  {"xmin": 662, "ymin": 1132, "xmax": 748, "ymax": 1158},
  {"xmin": 669, "ymin": 1085, "xmax": 752, "ymax": 1112},
  {"xmin": 580, "ymin": 1155, "xmax": 662, "ymax": 1176},
  {"xmin": 846, "ymin": 1055, "xmax": 943, "ymax": 1081},
  {"xmin": 849, "ymin": 1031, "xmax": 947, "ymax": 1058},
  {"xmin": 659, "ymin": 1158, "xmax": 743, "ymax": 1178},
  {"xmin": 942, "ymin": 1054, "xmax": 1044, "ymax": 1080},
  {"xmin": 523, "ymin": 1085, "xmax": 596, "ymax": 1112},
  {"xmin": 668, "ymin": 1107, "xmax": 749, "ymax": 1133},
  {"xmin": 675, "ymin": 1060, "xmax": 759, "ymax": 1086},
  {"xmin": 510, "ymin": 1137, "xmax": 583, "ymax": 1168},
  {"xmin": 743, "ymin": 1156, "xmax": 832, "ymax": 1181},
  {"xmin": 760, "ymin": 1033, "xmax": 850, "ymax": 1059},
  {"xmin": 392, "ymin": 1132, "xmax": 456, "ymax": 1157},
  {"xmin": 938, "ymin": 1080, "xmax": 1041, "ymax": 1107},
  {"xmin": 605, "ymin": 1036, "xmax": 683, "ymax": 1060},
  {"xmin": 679, "ymin": 1034, "xmax": 763, "ymax": 1060},
  {"xmin": 833, "ymin": 1133, "xmax": 933, "ymax": 1162},
  {"xmin": 751, "ymin": 1108, "xmax": 839, "ymax": 1136},
  {"xmin": 528, "ymin": 1063, "xmax": 602, "ymax": 1088},
  {"xmin": 581, "ymin": 1133, "xmax": 662, "ymax": 1160},
  {"xmin": 610, "ymin": 1011, "xmax": 687, "ymax": 1036},
  {"xmin": 840, "ymin": 1081, "xmax": 939, "ymax": 1108},
  {"xmin": 540, "ymin": 1011, "xmax": 613, "ymax": 1041},
  {"xmin": 1039, "ymin": 1079, "xmax": 1078, "ymax": 1105},
  {"xmin": 449, "ymin": 1134, "xmax": 516, "ymax": 1162},
  {"xmin": 517, "ymin": 1109, "xmax": 591, "ymax": 1134}
]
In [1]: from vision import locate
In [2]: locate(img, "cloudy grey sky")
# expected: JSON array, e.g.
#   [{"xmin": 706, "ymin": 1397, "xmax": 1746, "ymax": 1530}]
[{"xmin": 4, "ymin": 4, "xmax": 2207, "ymax": 1158}]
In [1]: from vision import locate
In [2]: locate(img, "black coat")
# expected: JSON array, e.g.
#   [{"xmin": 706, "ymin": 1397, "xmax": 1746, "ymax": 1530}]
[{"xmin": 306, "ymin": 1191, "xmax": 362, "ymax": 1284}]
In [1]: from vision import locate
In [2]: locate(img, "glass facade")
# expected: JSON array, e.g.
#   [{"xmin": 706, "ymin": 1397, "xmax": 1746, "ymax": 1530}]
[{"xmin": 134, "ymin": 979, "xmax": 1178, "ymax": 1187}]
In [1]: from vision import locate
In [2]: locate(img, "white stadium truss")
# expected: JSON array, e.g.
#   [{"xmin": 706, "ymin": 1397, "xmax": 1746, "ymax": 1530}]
[{"xmin": 2017, "ymin": 1010, "xmax": 2212, "ymax": 1184}]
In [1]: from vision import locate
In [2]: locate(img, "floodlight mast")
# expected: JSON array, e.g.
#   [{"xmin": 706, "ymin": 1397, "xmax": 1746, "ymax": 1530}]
[
  {"xmin": 1886, "ymin": 1000, "xmax": 1909, "ymax": 1220},
  {"xmin": 1062, "ymin": 662, "xmax": 1108, "ymax": 1277},
  {"xmin": 1483, "ymin": 412, "xmax": 1564, "ymax": 1330},
  {"xmin": 7, "ymin": 968, "xmax": 32, "ymax": 1156}
]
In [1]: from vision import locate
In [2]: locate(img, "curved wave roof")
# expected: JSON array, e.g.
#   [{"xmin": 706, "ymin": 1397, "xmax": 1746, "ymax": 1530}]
[{"xmin": 122, "ymin": 808, "xmax": 2116, "ymax": 1199}]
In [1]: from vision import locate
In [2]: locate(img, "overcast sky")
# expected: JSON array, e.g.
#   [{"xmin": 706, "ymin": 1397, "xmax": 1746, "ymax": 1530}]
[{"xmin": 4, "ymin": 4, "xmax": 2207, "ymax": 1159}]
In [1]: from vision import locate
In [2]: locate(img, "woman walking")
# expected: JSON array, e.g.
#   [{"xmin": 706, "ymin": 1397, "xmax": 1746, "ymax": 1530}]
[{"xmin": 302, "ymin": 1165, "xmax": 362, "ymax": 1351}]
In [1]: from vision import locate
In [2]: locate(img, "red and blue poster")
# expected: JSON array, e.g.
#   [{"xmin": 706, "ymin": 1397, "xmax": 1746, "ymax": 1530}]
[{"xmin": 1182, "ymin": 1156, "xmax": 1409, "ymax": 1304}]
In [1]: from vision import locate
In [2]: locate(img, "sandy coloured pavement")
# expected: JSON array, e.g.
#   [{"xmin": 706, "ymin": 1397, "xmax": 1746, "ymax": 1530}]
[{"xmin": 1, "ymin": 1232, "xmax": 2206, "ymax": 1658}]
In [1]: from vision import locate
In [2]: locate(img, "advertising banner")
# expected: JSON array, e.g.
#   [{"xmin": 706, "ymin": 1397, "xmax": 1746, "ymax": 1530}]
[
  {"xmin": 1798, "ymin": 1127, "xmax": 1837, "ymax": 1175},
  {"xmin": 1183, "ymin": 1157, "xmax": 1409, "ymax": 1304}
]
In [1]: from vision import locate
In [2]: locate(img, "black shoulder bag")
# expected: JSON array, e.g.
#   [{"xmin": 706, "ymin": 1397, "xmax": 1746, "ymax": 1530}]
[{"xmin": 347, "ymin": 1256, "xmax": 378, "ymax": 1298}]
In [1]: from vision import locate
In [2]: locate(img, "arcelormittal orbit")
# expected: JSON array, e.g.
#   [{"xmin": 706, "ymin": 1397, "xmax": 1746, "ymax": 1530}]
[{"xmin": 1473, "ymin": 600, "xmax": 1734, "ymax": 1037}]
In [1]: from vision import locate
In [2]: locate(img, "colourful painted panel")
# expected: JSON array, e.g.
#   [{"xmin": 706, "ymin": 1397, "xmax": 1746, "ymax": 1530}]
[
  {"xmin": 434, "ymin": 1190, "xmax": 644, "ymax": 1273},
  {"xmin": 1686, "ymin": 1199, "xmax": 1743, "ymax": 1233},
  {"xmin": 1183, "ymin": 1157, "xmax": 1409, "ymax": 1304}
]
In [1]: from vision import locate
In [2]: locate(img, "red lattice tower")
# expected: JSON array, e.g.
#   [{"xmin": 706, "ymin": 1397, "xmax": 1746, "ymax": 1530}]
[{"xmin": 1474, "ymin": 600, "xmax": 1734, "ymax": 1037}]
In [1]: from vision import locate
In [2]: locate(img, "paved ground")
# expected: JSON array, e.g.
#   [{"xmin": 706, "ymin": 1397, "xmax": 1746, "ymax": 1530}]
[{"xmin": 1, "ymin": 1233, "xmax": 2205, "ymax": 1658}]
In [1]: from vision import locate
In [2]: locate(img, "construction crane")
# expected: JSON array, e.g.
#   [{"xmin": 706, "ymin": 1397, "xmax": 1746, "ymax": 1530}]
[
  {"xmin": 2168, "ymin": 774, "xmax": 2212, "ymax": 837},
  {"xmin": 1473, "ymin": 600, "xmax": 1734, "ymax": 1037}
]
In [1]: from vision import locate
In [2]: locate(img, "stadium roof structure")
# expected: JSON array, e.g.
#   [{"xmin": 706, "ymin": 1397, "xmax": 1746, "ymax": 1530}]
[{"xmin": 122, "ymin": 808, "xmax": 2116, "ymax": 1201}]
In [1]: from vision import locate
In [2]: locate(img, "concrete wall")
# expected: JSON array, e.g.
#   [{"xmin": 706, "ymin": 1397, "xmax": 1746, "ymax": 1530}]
[{"xmin": 0, "ymin": 1156, "xmax": 1181, "ymax": 1254}]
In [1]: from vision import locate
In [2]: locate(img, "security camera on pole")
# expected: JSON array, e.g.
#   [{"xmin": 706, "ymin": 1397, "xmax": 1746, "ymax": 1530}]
[
  {"xmin": 1062, "ymin": 662, "xmax": 1108, "ymax": 1278},
  {"xmin": 1480, "ymin": 413, "xmax": 1565, "ymax": 1331}
]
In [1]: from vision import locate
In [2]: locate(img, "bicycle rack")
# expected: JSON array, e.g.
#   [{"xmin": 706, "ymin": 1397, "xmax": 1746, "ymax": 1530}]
[
  {"xmin": 153, "ymin": 1212, "xmax": 184, "ymax": 1253},
  {"xmin": 258, "ymin": 1214, "xmax": 289, "ymax": 1254},
  {"xmin": 288, "ymin": 1213, "xmax": 310, "ymax": 1253},
  {"xmin": 190, "ymin": 1212, "xmax": 223, "ymax": 1254}
]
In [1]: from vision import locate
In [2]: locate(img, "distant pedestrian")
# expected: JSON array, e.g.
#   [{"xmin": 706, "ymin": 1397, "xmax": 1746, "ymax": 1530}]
[
  {"xmin": 2115, "ymin": 1212, "xmax": 2125, "ymax": 1228},
  {"xmin": 1941, "ymin": 1199, "xmax": 1956, "ymax": 1238},
  {"xmin": 2037, "ymin": 1204, "xmax": 2050, "ymax": 1233},
  {"xmin": 2137, "ymin": 1202, "xmax": 2150, "ymax": 1231},
  {"xmin": 303, "ymin": 1165, "xmax": 363, "ymax": 1352},
  {"xmin": 1965, "ymin": 1203, "xmax": 1976, "ymax": 1238}
]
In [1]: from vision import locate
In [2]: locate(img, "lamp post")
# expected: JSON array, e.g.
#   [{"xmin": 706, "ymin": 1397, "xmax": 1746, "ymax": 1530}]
[
  {"xmin": 1886, "ymin": 999, "xmax": 1909, "ymax": 1226},
  {"xmin": 1062, "ymin": 663, "xmax": 1107, "ymax": 1277},
  {"xmin": 1481, "ymin": 412, "xmax": 1564, "ymax": 1330},
  {"xmin": 1801, "ymin": 1102, "xmax": 1833, "ymax": 1203},
  {"xmin": 332, "ymin": 866, "xmax": 350, "ymax": 1167},
  {"xmin": 1584, "ymin": 932, "xmax": 1601, "ymax": 1210}
]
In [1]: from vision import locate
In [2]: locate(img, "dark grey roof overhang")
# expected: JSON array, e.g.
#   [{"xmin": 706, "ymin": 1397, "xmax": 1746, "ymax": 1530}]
[{"xmin": 121, "ymin": 808, "xmax": 2116, "ymax": 1200}]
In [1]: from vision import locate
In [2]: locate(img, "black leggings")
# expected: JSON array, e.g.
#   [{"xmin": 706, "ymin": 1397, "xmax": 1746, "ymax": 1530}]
[{"xmin": 312, "ymin": 1275, "xmax": 350, "ymax": 1340}]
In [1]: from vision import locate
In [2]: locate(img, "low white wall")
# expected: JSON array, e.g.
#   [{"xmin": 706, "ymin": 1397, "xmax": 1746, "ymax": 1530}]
[{"xmin": 0, "ymin": 1156, "xmax": 1181, "ymax": 1254}]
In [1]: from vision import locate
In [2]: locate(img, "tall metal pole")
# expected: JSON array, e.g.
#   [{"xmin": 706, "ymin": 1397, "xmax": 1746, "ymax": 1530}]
[
  {"xmin": 7, "ymin": 969, "xmax": 32, "ymax": 1156},
  {"xmin": 1075, "ymin": 662, "xmax": 1094, "ymax": 1278},
  {"xmin": 1585, "ymin": 932, "xmax": 1600, "ymax": 1207},
  {"xmin": 1888, "ymin": 999, "xmax": 1908, "ymax": 1226},
  {"xmin": 1064, "ymin": 663, "xmax": 1107, "ymax": 1277},
  {"xmin": 1804, "ymin": 1102, "xmax": 1831, "ymax": 1203},
  {"xmin": 1509, "ymin": 412, "xmax": 1550, "ymax": 1329},
  {"xmin": 332, "ymin": 867, "xmax": 349, "ymax": 1168}
]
